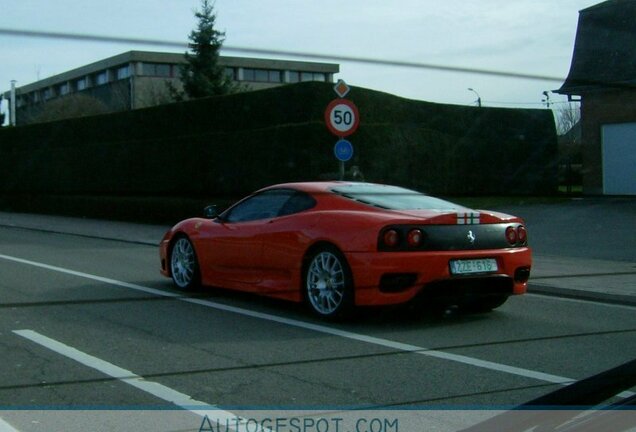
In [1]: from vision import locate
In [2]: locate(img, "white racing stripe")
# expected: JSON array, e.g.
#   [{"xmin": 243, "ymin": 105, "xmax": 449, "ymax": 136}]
[{"xmin": 1, "ymin": 253, "xmax": 634, "ymax": 399}]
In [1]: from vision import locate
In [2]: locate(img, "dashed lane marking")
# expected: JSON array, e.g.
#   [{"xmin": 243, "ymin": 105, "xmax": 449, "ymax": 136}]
[
  {"xmin": 1, "ymin": 253, "xmax": 633, "ymax": 399},
  {"xmin": 13, "ymin": 330, "xmax": 267, "ymax": 431}
]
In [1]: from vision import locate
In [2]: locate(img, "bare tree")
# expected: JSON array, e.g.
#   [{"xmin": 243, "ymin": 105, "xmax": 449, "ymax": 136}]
[
  {"xmin": 555, "ymin": 102, "xmax": 582, "ymax": 193},
  {"xmin": 555, "ymin": 102, "xmax": 580, "ymax": 136}
]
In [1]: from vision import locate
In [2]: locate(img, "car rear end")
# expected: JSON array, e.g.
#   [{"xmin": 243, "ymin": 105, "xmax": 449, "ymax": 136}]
[{"xmin": 345, "ymin": 211, "xmax": 531, "ymax": 309}]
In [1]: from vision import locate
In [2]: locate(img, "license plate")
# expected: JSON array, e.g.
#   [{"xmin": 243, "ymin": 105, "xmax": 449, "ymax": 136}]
[{"xmin": 450, "ymin": 258, "xmax": 498, "ymax": 275}]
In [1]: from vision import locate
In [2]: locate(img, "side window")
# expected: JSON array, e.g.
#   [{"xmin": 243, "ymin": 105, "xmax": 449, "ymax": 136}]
[
  {"xmin": 279, "ymin": 191, "xmax": 316, "ymax": 217},
  {"xmin": 223, "ymin": 190, "xmax": 295, "ymax": 223}
]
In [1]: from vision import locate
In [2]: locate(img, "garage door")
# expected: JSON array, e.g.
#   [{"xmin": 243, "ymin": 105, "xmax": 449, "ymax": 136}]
[{"xmin": 602, "ymin": 123, "xmax": 636, "ymax": 195}]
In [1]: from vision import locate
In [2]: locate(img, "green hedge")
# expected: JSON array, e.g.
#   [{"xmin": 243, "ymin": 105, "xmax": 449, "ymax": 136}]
[{"xmin": 0, "ymin": 82, "xmax": 557, "ymax": 221}]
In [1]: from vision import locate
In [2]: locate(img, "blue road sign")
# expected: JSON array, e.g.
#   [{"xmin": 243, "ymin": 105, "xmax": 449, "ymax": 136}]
[{"xmin": 334, "ymin": 139, "xmax": 354, "ymax": 162}]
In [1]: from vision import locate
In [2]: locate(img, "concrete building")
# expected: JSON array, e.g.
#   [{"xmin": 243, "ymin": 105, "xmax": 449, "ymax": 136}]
[
  {"xmin": 556, "ymin": 0, "xmax": 636, "ymax": 195},
  {"xmin": 3, "ymin": 51, "xmax": 339, "ymax": 126}
]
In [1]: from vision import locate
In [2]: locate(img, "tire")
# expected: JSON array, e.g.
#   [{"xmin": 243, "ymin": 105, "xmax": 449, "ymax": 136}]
[
  {"xmin": 463, "ymin": 294, "xmax": 508, "ymax": 313},
  {"xmin": 304, "ymin": 246, "xmax": 354, "ymax": 319},
  {"xmin": 169, "ymin": 236, "xmax": 201, "ymax": 291}
]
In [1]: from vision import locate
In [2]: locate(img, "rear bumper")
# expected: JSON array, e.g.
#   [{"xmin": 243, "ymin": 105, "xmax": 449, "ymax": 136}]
[{"xmin": 345, "ymin": 248, "xmax": 532, "ymax": 306}]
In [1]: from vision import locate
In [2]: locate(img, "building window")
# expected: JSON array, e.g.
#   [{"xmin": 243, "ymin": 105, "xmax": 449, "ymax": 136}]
[
  {"xmin": 142, "ymin": 63, "xmax": 155, "ymax": 76},
  {"xmin": 58, "ymin": 83, "xmax": 70, "ymax": 96},
  {"xmin": 75, "ymin": 77, "xmax": 88, "ymax": 91},
  {"xmin": 142, "ymin": 63, "xmax": 172, "ymax": 77},
  {"xmin": 254, "ymin": 69, "xmax": 269, "ymax": 82},
  {"xmin": 243, "ymin": 68, "xmax": 255, "ymax": 81},
  {"xmin": 43, "ymin": 88, "xmax": 54, "ymax": 100},
  {"xmin": 95, "ymin": 71, "xmax": 108, "ymax": 85},
  {"xmin": 288, "ymin": 71, "xmax": 300, "ymax": 83},
  {"xmin": 116, "ymin": 65, "xmax": 131, "ymax": 80},
  {"xmin": 156, "ymin": 64, "xmax": 171, "ymax": 77},
  {"xmin": 299, "ymin": 71, "xmax": 326, "ymax": 82},
  {"xmin": 224, "ymin": 67, "xmax": 236, "ymax": 80},
  {"xmin": 268, "ymin": 70, "xmax": 282, "ymax": 83},
  {"xmin": 242, "ymin": 68, "xmax": 283, "ymax": 83}
]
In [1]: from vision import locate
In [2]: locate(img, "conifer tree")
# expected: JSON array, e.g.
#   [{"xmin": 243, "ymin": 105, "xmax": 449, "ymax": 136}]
[{"xmin": 180, "ymin": 0, "xmax": 233, "ymax": 99}]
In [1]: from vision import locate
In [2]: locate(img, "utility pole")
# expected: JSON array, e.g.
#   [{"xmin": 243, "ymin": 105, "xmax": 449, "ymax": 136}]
[{"xmin": 10, "ymin": 80, "xmax": 17, "ymax": 126}]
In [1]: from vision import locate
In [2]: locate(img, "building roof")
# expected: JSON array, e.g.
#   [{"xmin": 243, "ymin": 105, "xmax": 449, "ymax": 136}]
[
  {"xmin": 556, "ymin": 0, "xmax": 636, "ymax": 95},
  {"xmin": 4, "ymin": 50, "xmax": 340, "ymax": 96}
]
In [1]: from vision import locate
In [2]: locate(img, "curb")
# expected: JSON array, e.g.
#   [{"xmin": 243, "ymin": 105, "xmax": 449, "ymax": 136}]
[
  {"xmin": 528, "ymin": 284, "xmax": 636, "ymax": 307},
  {"xmin": 0, "ymin": 223, "xmax": 159, "ymax": 247}
]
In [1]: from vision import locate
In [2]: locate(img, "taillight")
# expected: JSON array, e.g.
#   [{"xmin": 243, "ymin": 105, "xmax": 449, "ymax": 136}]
[
  {"xmin": 379, "ymin": 226, "xmax": 426, "ymax": 250},
  {"xmin": 517, "ymin": 225, "xmax": 528, "ymax": 244},
  {"xmin": 383, "ymin": 229, "xmax": 400, "ymax": 248},
  {"xmin": 505, "ymin": 226, "xmax": 518, "ymax": 245},
  {"xmin": 506, "ymin": 225, "xmax": 527, "ymax": 246},
  {"xmin": 407, "ymin": 229, "xmax": 423, "ymax": 247}
]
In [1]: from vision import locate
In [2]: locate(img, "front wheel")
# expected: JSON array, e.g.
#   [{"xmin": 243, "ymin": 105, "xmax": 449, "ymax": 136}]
[
  {"xmin": 304, "ymin": 247, "xmax": 354, "ymax": 319},
  {"xmin": 170, "ymin": 236, "xmax": 200, "ymax": 291}
]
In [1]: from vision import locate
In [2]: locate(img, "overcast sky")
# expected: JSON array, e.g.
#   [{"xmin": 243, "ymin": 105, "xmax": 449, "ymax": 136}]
[{"xmin": 1, "ymin": 0, "xmax": 601, "ymax": 116}]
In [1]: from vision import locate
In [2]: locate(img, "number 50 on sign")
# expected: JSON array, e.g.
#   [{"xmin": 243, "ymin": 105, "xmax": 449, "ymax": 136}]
[{"xmin": 325, "ymin": 99, "xmax": 360, "ymax": 137}]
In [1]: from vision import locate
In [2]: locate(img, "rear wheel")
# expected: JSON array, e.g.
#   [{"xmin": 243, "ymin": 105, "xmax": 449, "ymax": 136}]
[
  {"xmin": 170, "ymin": 236, "xmax": 200, "ymax": 291},
  {"xmin": 304, "ymin": 247, "xmax": 354, "ymax": 319}
]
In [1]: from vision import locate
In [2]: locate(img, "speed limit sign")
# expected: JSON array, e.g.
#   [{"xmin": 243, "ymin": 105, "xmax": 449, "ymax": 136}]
[{"xmin": 324, "ymin": 99, "xmax": 360, "ymax": 137}]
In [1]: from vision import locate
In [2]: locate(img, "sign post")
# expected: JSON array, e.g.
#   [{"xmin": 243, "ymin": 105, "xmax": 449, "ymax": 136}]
[
  {"xmin": 324, "ymin": 80, "xmax": 360, "ymax": 180},
  {"xmin": 334, "ymin": 139, "xmax": 354, "ymax": 180}
]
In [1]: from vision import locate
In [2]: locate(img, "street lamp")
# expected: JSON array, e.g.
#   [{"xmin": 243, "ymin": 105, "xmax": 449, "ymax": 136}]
[
  {"xmin": 468, "ymin": 88, "xmax": 482, "ymax": 107},
  {"xmin": 542, "ymin": 91, "xmax": 551, "ymax": 108},
  {"xmin": 10, "ymin": 80, "xmax": 17, "ymax": 126}
]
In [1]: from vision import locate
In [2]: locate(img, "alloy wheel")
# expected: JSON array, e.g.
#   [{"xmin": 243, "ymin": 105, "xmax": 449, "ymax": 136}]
[
  {"xmin": 171, "ymin": 237, "xmax": 197, "ymax": 289},
  {"xmin": 306, "ymin": 251, "xmax": 347, "ymax": 316}
]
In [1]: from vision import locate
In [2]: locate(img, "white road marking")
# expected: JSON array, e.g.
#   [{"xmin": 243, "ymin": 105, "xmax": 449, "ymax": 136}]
[
  {"xmin": 12, "ymin": 330, "xmax": 267, "ymax": 431},
  {"xmin": 185, "ymin": 296, "xmax": 575, "ymax": 385},
  {"xmin": 0, "ymin": 417, "xmax": 20, "ymax": 432},
  {"xmin": 0, "ymin": 254, "xmax": 179, "ymax": 299},
  {"xmin": 1, "ymin": 253, "xmax": 634, "ymax": 399}
]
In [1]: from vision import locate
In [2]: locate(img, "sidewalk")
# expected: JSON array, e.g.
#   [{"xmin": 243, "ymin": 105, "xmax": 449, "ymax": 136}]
[
  {"xmin": 0, "ymin": 211, "xmax": 167, "ymax": 246},
  {"xmin": 531, "ymin": 255, "xmax": 636, "ymax": 306},
  {"xmin": 1, "ymin": 211, "xmax": 635, "ymax": 306}
]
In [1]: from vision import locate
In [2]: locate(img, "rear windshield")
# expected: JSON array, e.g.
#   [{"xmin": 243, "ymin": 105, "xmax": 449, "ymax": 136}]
[{"xmin": 331, "ymin": 184, "xmax": 462, "ymax": 211}]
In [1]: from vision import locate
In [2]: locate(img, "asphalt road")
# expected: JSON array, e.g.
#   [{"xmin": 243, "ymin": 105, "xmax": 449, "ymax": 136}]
[{"xmin": 1, "ymin": 222, "xmax": 635, "ymax": 431}]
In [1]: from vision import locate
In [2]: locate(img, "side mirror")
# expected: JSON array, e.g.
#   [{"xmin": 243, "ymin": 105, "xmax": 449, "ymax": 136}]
[{"xmin": 203, "ymin": 205, "xmax": 219, "ymax": 219}]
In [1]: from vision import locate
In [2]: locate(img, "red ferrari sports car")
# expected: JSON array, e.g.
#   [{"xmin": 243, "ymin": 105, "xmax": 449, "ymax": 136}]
[{"xmin": 160, "ymin": 182, "xmax": 531, "ymax": 318}]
